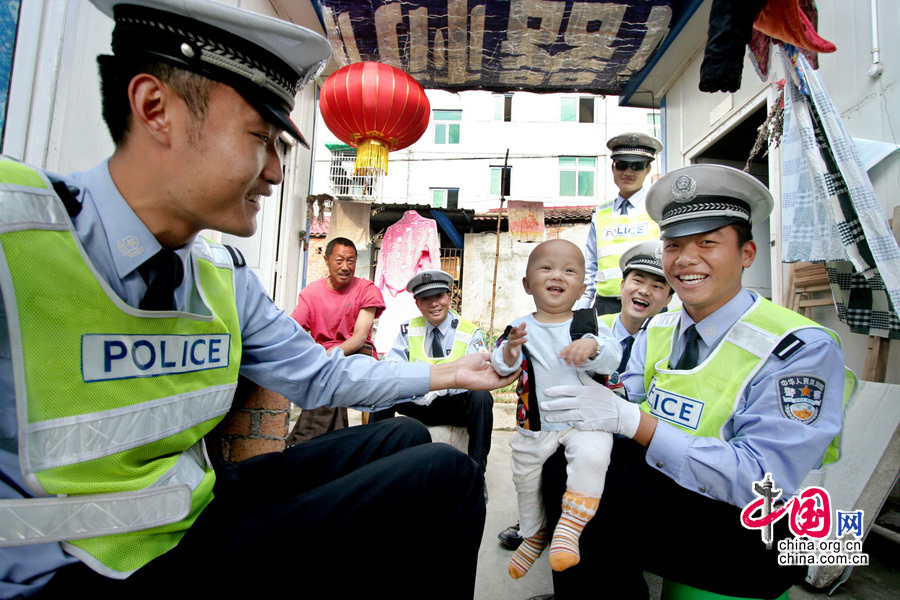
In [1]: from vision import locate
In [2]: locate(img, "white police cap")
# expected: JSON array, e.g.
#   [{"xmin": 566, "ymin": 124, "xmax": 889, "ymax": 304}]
[
  {"xmin": 89, "ymin": 0, "xmax": 332, "ymax": 148},
  {"xmin": 407, "ymin": 270, "xmax": 454, "ymax": 299},
  {"xmin": 620, "ymin": 241, "xmax": 664, "ymax": 279},
  {"xmin": 647, "ymin": 164, "xmax": 773, "ymax": 239},
  {"xmin": 607, "ymin": 132, "xmax": 663, "ymax": 161}
]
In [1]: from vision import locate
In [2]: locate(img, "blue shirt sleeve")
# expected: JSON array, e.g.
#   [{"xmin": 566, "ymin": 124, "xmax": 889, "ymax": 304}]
[{"xmin": 577, "ymin": 213, "xmax": 598, "ymax": 310}]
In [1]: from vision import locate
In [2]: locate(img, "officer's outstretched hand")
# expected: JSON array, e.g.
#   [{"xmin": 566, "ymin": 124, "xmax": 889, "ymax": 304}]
[
  {"xmin": 431, "ymin": 352, "xmax": 520, "ymax": 392},
  {"xmin": 542, "ymin": 385, "xmax": 641, "ymax": 438}
]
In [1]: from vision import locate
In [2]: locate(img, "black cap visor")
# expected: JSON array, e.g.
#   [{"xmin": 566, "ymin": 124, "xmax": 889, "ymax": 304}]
[{"xmin": 661, "ymin": 216, "xmax": 747, "ymax": 239}]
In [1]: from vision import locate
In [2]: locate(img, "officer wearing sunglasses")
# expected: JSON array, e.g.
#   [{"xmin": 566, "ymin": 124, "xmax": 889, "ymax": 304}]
[{"xmin": 578, "ymin": 132, "xmax": 664, "ymax": 315}]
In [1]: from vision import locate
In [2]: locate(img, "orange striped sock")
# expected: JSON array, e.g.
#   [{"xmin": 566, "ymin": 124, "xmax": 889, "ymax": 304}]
[
  {"xmin": 549, "ymin": 490, "xmax": 600, "ymax": 572},
  {"xmin": 508, "ymin": 527, "xmax": 549, "ymax": 579}
]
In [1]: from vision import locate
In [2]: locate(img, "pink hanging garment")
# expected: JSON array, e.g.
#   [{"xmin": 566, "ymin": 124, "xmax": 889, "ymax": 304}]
[{"xmin": 373, "ymin": 211, "xmax": 442, "ymax": 352}]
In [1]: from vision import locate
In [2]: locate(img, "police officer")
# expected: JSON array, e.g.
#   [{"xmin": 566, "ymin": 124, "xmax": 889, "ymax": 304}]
[
  {"xmin": 0, "ymin": 1, "xmax": 512, "ymax": 597},
  {"xmin": 373, "ymin": 270, "xmax": 494, "ymax": 480},
  {"xmin": 579, "ymin": 132, "xmax": 663, "ymax": 315},
  {"xmin": 540, "ymin": 164, "xmax": 854, "ymax": 599},
  {"xmin": 601, "ymin": 240, "xmax": 674, "ymax": 375}
]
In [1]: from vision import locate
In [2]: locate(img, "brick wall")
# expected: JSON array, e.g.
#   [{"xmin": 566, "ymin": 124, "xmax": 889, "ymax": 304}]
[{"xmin": 207, "ymin": 376, "xmax": 291, "ymax": 462}]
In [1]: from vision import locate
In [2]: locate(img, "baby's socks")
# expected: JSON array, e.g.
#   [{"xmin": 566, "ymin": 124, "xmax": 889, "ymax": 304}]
[
  {"xmin": 508, "ymin": 527, "xmax": 549, "ymax": 579},
  {"xmin": 548, "ymin": 490, "xmax": 599, "ymax": 572}
]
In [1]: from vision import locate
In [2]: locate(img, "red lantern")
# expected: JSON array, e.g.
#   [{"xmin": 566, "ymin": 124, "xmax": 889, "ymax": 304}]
[{"xmin": 319, "ymin": 62, "xmax": 430, "ymax": 175}]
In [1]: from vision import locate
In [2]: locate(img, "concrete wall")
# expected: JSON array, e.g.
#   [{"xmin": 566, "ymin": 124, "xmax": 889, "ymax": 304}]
[{"xmin": 461, "ymin": 224, "xmax": 590, "ymax": 338}]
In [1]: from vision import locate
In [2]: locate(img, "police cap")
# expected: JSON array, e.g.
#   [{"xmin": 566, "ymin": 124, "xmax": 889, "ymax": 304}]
[
  {"xmin": 607, "ymin": 132, "xmax": 663, "ymax": 162},
  {"xmin": 620, "ymin": 241, "xmax": 664, "ymax": 279},
  {"xmin": 407, "ymin": 270, "xmax": 454, "ymax": 299},
  {"xmin": 646, "ymin": 164, "xmax": 773, "ymax": 239},
  {"xmin": 89, "ymin": 0, "xmax": 332, "ymax": 148}
]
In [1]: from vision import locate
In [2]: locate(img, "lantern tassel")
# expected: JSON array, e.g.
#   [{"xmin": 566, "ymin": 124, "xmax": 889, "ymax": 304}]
[{"xmin": 354, "ymin": 139, "xmax": 390, "ymax": 175}]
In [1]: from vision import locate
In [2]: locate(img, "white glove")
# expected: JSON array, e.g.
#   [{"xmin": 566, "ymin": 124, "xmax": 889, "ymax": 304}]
[{"xmin": 541, "ymin": 385, "xmax": 641, "ymax": 438}]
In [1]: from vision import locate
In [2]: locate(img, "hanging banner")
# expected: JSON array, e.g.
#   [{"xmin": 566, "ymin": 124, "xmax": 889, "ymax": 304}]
[{"xmin": 315, "ymin": 0, "xmax": 675, "ymax": 94}]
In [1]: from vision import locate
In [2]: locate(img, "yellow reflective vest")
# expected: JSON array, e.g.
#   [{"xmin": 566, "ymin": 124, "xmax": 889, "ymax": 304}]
[
  {"xmin": 592, "ymin": 201, "xmax": 659, "ymax": 298},
  {"xmin": 407, "ymin": 313, "xmax": 477, "ymax": 364},
  {"xmin": 0, "ymin": 159, "xmax": 241, "ymax": 578},
  {"xmin": 641, "ymin": 296, "xmax": 856, "ymax": 466}
]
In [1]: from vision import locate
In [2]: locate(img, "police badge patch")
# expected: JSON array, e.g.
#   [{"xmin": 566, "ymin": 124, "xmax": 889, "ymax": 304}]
[{"xmin": 777, "ymin": 375, "xmax": 826, "ymax": 424}]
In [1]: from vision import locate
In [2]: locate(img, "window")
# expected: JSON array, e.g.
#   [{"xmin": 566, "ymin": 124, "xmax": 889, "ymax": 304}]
[
  {"xmin": 431, "ymin": 188, "xmax": 459, "ymax": 209},
  {"xmin": 490, "ymin": 166, "xmax": 511, "ymax": 196},
  {"xmin": 648, "ymin": 111, "xmax": 661, "ymax": 140},
  {"xmin": 493, "ymin": 94, "xmax": 512, "ymax": 122},
  {"xmin": 561, "ymin": 97, "xmax": 595, "ymax": 123},
  {"xmin": 559, "ymin": 157, "xmax": 595, "ymax": 197},
  {"xmin": 434, "ymin": 110, "xmax": 461, "ymax": 144},
  {"xmin": 327, "ymin": 145, "xmax": 377, "ymax": 198}
]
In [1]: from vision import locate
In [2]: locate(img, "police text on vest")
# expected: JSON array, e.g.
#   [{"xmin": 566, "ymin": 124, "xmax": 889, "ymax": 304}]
[
  {"xmin": 82, "ymin": 334, "xmax": 231, "ymax": 381},
  {"xmin": 645, "ymin": 386, "xmax": 704, "ymax": 430}
]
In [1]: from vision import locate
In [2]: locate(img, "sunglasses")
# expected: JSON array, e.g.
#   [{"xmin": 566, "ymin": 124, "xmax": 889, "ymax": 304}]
[{"xmin": 613, "ymin": 160, "xmax": 650, "ymax": 172}]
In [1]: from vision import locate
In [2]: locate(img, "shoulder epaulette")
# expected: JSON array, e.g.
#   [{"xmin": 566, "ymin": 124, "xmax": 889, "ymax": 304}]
[
  {"xmin": 51, "ymin": 180, "xmax": 82, "ymax": 218},
  {"xmin": 773, "ymin": 333, "xmax": 805, "ymax": 361},
  {"xmin": 224, "ymin": 245, "xmax": 246, "ymax": 268}
]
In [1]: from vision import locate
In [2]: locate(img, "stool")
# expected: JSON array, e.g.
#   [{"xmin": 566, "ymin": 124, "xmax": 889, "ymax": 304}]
[
  {"xmin": 661, "ymin": 580, "xmax": 789, "ymax": 600},
  {"xmin": 426, "ymin": 424, "xmax": 469, "ymax": 455}
]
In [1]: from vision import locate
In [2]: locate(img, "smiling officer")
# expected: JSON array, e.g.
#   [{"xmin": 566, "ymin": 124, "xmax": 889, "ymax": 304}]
[
  {"xmin": 539, "ymin": 164, "xmax": 855, "ymax": 599},
  {"xmin": 0, "ymin": 1, "xmax": 512, "ymax": 597},
  {"xmin": 579, "ymin": 132, "xmax": 663, "ymax": 315}
]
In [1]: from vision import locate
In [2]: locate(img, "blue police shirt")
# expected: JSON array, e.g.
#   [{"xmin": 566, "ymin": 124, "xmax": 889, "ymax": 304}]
[
  {"xmin": 0, "ymin": 160, "xmax": 430, "ymax": 597},
  {"xmin": 621, "ymin": 289, "xmax": 845, "ymax": 509}
]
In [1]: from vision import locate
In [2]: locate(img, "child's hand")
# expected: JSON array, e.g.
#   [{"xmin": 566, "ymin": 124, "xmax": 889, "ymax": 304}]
[
  {"xmin": 560, "ymin": 337, "xmax": 598, "ymax": 367},
  {"xmin": 502, "ymin": 323, "xmax": 527, "ymax": 367}
]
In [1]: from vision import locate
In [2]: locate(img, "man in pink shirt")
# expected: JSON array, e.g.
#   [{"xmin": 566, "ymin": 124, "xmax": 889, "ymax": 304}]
[{"xmin": 285, "ymin": 237, "xmax": 385, "ymax": 444}]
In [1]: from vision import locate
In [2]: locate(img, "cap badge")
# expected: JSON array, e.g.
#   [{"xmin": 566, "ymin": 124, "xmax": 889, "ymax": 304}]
[
  {"xmin": 672, "ymin": 175, "xmax": 697, "ymax": 203},
  {"xmin": 421, "ymin": 272, "xmax": 432, "ymax": 283},
  {"xmin": 653, "ymin": 245, "xmax": 663, "ymax": 261},
  {"xmin": 628, "ymin": 134, "xmax": 639, "ymax": 145}
]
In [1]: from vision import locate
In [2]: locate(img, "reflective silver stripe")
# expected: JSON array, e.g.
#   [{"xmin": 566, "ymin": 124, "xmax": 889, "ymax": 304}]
[
  {"xmin": 454, "ymin": 329, "xmax": 473, "ymax": 345},
  {"xmin": 598, "ymin": 240, "xmax": 637, "ymax": 258},
  {"xmin": 648, "ymin": 311, "xmax": 680, "ymax": 329},
  {"xmin": 0, "ymin": 189, "xmax": 69, "ymax": 230},
  {"xmin": 597, "ymin": 266, "xmax": 622, "ymax": 282},
  {"xmin": 0, "ymin": 484, "xmax": 192, "ymax": 546},
  {"xmin": 152, "ymin": 440, "xmax": 209, "ymax": 490},
  {"xmin": 25, "ymin": 384, "xmax": 236, "ymax": 471},
  {"xmin": 726, "ymin": 322, "xmax": 779, "ymax": 359},
  {"xmin": 193, "ymin": 236, "xmax": 234, "ymax": 268}
]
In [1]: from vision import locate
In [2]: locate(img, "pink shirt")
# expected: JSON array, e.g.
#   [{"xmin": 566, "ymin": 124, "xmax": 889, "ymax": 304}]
[{"xmin": 291, "ymin": 277, "xmax": 386, "ymax": 352}]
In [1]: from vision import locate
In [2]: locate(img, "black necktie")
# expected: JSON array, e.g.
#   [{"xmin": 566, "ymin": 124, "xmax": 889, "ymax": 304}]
[
  {"xmin": 674, "ymin": 325, "xmax": 700, "ymax": 370},
  {"xmin": 617, "ymin": 335, "xmax": 635, "ymax": 373},
  {"xmin": 431, "ymin": 329, "xmax": 444, "ymax": 358},
  {"xmin": 620, "ymin": 200, "xmax": 631, "ymax": 216},
  {"xmin": 138, "ymin": 248, "xmax": 184, "ymax": 311}
]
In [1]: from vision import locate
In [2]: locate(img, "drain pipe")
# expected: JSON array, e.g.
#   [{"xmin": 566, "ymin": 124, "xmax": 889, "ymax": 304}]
[{"xmin": 868, "ymin": 0, "xmax": 883, "ymax": 78}]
